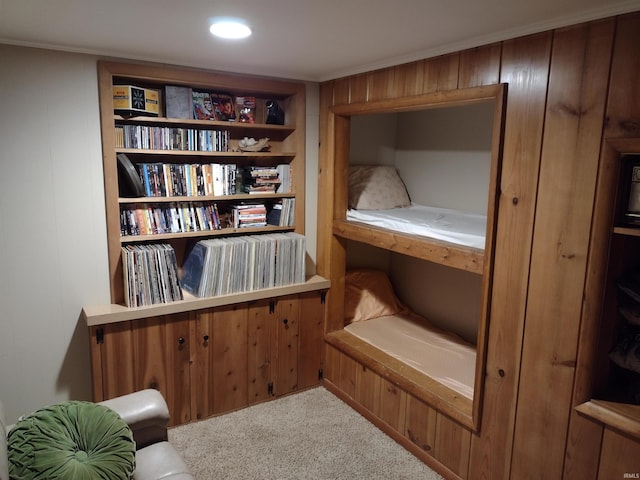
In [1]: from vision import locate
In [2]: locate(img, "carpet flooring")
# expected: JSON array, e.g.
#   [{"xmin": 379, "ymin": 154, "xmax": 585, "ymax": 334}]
[{"xmin": 169, "ymin": 386, "xmax": 444, "ymax": 480}]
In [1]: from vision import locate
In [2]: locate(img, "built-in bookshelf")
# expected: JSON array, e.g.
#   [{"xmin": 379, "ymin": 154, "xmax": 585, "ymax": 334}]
[{"xmin": 96, "ymin": 61, "xmax": 324, "ymax": 308}]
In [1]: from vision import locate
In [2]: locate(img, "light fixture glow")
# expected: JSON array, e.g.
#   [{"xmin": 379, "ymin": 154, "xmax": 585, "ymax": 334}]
[{"xmin": 209, "ymin": 18, "xmax": 252, "ymax": 39}]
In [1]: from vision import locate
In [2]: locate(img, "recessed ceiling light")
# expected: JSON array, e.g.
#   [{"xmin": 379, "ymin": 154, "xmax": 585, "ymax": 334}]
[{"xmin": 209, "ymin": 18, "xmax": 252, "ymax": 39}]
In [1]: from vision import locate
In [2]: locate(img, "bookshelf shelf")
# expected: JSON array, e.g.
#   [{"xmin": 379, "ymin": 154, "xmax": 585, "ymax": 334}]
[
  {"xmin": 120, "ymin": 225, "xmax": 296, "ymax": 243},
  {"xmin": 83, "ymin": 274, "xmax": 330, "ymax": 326},
  {"xmin": 118, "ymin": 193, "xmax": 296, "ymax": 204}
]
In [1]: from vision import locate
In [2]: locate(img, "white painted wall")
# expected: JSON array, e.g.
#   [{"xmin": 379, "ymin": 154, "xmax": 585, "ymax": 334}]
[
  {"xmin": 0, "ymin": 45, "xmax": 109, "ymax": 422},
  {"xmin": 0, "ymin": 44, "xmax": 321, "ymax": 423}
]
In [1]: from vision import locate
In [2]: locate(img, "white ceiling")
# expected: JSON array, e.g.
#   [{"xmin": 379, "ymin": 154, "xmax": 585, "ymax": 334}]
[{"xmin": 1, "ymin": 0, "xmax": 640, "ymax": 82}]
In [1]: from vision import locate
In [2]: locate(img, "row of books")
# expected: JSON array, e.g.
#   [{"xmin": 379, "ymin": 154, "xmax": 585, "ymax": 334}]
[
  {"xmin": 121, "ymin": 244, "xmax": 183, "ymax": 307},
  {"xmin": 119, "ymin": 200, "xmax": 294, "ymax": 237},
  {"xmin": 232, "ymin": 204, "xmax": 267, "ymax": 228},
  {"xmin": 120, "ymin": 202, "xmax": 224, "ymax": 236},
  {"xmin": 136, "ymin": 162, "xmax": 237, "ymax": 197},
  {"xmin": 180, "ymin": 232, "xmax": 306, "ymax": 297},
  {"xmin": 115, "ymin": 124, "xmax": 230, "ymax": 152},
  {"xmin": 239, "ymin": 165, "xmax": 289, "ymax": 194}
]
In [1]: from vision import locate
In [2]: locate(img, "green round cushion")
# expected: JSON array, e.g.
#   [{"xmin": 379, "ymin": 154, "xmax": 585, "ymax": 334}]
[{"xmin": 7, "ymin": 401, "xmax": 135, "ymax": 480}]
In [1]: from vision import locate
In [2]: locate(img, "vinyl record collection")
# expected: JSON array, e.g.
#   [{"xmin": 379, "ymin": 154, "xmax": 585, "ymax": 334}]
[
  {"xmin": 121, "ymin": 243, "xmax": 183, "ymax": 307},
  {"xmin": 180, "ymin": 232, "xmax": 306, "ymax": 297}
]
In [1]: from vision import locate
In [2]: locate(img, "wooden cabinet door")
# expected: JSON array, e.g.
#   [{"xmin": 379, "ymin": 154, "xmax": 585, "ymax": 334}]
[
  {"xmin": 274, "ymin": 295, "xmax": 300, "ymax": 395},
  {"xmin": 298, "ymin": 291, "xmax": 325, "ymax": 389},
  {"xmin": 247, "ymin": 299, "xmax": 277, "ymax": 404},
  {"xmin": 90, "ymin": 313, "xmax": 192, "ymax": 426}
]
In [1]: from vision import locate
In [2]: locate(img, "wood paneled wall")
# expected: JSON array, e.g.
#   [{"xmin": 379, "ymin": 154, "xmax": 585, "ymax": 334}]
[{"xmin": 317, "ymin": 11, "xmax": 640, "ymax": 480}]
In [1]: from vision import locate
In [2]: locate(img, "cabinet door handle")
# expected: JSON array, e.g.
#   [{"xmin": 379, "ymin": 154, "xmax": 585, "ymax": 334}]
[
  {"xmin": 283, "ymin": 318, "xmax": 289, "ymax": 329},
  {"xmin": 203, "ymin": 334, "xmax": 209, "ymax": 342},
  {"xmin": 178, "ymin": 337, "xmax": 185, "ymax": 345}
]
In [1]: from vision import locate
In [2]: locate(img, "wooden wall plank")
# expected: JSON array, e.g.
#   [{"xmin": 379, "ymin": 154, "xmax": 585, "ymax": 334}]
[
  {"xmin": 469, "ymin": 32, "xmax": 552, "ymax": 480},
  {"xmin": 163, "ymin": 314, "xmax": 192, "ymax": 425},
  {"xmin": 297, "ymin": 292, "xmax": 324, "ymax": 389},
  {"xmin": 405, "ymin": 394, "xmax": 438, "ymax": 456},
  {"xmin": 378, "ymin": 378, "xmax": 407, "ymax": 432},
  {"xmin": 423, "ymin": 53, "xmax": 460, "ymax": 92},
  {"xmin": 354, "ymin": 364, "xmax": 381, "ymax": 414},
  {"xmin": 510, "ymin": 20, "xmax": 615, "ymax": 479},
  {"xmin": 597, "ymin": 428, "xmax": 640, "ymax": 479},
  {"xmin": 603, "ymin": 12, "xmax": 640, "ymax": 139},
  {"xmin": 192, "ymin": 308, "xmax": 214, "ymax": 420},
  {"xmin": 435, "ymin": 413, "xmax": 472, "ymax": 478},
  {"xmin": 458, "ymin": 43, "xmax": 502, "ymax": 89},
  {"xmin": 276, "ymin": 295, "xmax": 300, "ymax": 394},
  {"xmin": 367, "ymin": 68, "xmax": 396, "ymax": 101},
  {"xmin": 212, "ymin": 304, "xmax": 248, "ymax": 413},
  {"xmin": 101, "ymin": 321, "xmax": 135, "ymax": 399},
  {"xmin": 247, "ymin": 299, "xmax": 274, "ymax": 404},
  {"xmin": 394, "ymin": 60, "xmax": 425, "ymax": 97}
]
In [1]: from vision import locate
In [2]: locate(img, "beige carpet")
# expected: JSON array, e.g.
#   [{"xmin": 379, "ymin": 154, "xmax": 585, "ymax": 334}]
[{"xmin": 169, "ymin": 386, "xmax": 443, "ymax": 480}]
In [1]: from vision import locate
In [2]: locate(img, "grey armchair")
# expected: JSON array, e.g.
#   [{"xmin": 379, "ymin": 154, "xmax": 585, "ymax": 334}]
[{"xmin": 1, "ymin": 389, "xmax": 194, "ymax": 480}]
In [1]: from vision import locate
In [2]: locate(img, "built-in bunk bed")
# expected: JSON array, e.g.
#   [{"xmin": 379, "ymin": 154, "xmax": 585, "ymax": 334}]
[{"xmin": 323, "ymin": 84, "xmax": 506, "ymax": 431}]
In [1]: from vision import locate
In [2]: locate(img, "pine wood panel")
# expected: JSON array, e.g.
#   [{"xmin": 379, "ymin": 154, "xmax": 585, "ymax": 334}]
[
  {"xmin": 394, "ymin": 60, "xmax": 426, "ymax": 97},
  {"xmin": 367, "ymin": 68, "xmax": 397, "ymax": 101},
  {"xmin": 192, "ymin": 308, "xmax": 214, "ymax": 419},
  {"xmin": 435, "ymin": 413, "xmax": 472, "ymax": 478},
  {"xmin": 423, "ymin": 53, "xmax": 460, "ymax": 93},
  {"xmin": 405, "ymin": 394, "xmax": 438, "ymax": 456},
  {"xmin": 603, "ymin": 12, "xmax": 640, "ymax": 139},
  {"xmin": 597, "ymin": 428, "xmax": 640, "ymax": 479},
  {"xmin": 163, "ymin": 314, "xmax": 192, "ymax": 425},
  {"xmin": 509, "ymin": 20, "xmax": 614, "ymax": 479},
  {"xmin": 458, "ymin": 44, "xmax": 502, "ymax": 89},
  {"xmin": 333, "ymin": 220, "xmax": 483, "ymax": 274},
  {"xmin": 297, "ymin": 292, "xmax": 324, "ymax": 389},
  {"xmin": 100, "ymin": 321, "xmax": 135, "ymax": 399},
  {"xmin": 212, "ymin": 304, "xmax": 249, "ymax": 413},
  {"xmin": 350, "ymin": 73, "xmax": 369, "ymax": 104},
  {"xmin": 275, "ymin": 295, "xmax": 299, "ymax": 395},
  {"xmin": 354, "ymin": 364, "xmax": 381, "ymax": 414},
  {"xmin": 468, "ymin": 32, "xmax": 552, "ymax": 480},
  {"xmin": 378, "ymin": 378, "xmax": 407, "ymax": 432},
  {"xmin": 247, "ymin": 299, "xmax": 275, "ymax": 404},
  {"xmin": 132, "ymin": 317, "xmax": 168, "ymax": 394}
]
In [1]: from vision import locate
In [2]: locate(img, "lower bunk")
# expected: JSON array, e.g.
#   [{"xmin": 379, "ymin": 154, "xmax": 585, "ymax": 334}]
[
  {"xmin": 323, "ymin": 342, "xmax": 474, "ymax": 479},
  {"xmin": 325, "ymin": 268, "xmax": 479, "ymax": 429}
]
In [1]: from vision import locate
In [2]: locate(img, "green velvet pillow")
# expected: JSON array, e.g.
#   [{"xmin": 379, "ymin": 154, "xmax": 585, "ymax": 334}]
[{"xmin": 7, "ymin": 401, "xmax": 135, "ymax": 480}]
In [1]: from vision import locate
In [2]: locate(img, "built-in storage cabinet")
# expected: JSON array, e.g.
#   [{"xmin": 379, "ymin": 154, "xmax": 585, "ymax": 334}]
[
  {"xmin": 576, "ymin": 138, "xmax": 640, "ymax": 438},
  {"xmin": 88, "ymin": 291, "xmax": 325, "ymax": 426},
  {"xmin": 85, "ymin": 61, "xmax": 329, "ymax": 425}
]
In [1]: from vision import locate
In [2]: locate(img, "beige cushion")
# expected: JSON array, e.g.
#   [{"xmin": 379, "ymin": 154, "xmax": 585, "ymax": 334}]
[
  {"xmin": 344, "ymin": 269, "xmax": 406, "ymax": 324},
  {"xmin": 348, "ymin": 165, "xmax": 411, "ymax": 210}
]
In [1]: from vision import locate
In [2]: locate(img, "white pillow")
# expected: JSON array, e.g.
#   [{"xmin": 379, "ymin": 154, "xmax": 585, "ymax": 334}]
[{"xmin": 348, "ymin": 165, "xmax": 411, "ymax": 210}]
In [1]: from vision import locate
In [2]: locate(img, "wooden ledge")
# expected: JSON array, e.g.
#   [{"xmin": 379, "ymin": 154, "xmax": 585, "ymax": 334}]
[
  {"xmin": 325, "ymin": 329, "xmax": 476, "ymax": 430},
  {"xmin": 332, "ymin": 220, "xmax": 484, "ymax": 274},
  {"xmin": 575, "ymin": 399, "xmax": 640, "ymax": 439},
  {"xmin": 83, "ymin": 275, "xmax": 330, "ymax": 326}
]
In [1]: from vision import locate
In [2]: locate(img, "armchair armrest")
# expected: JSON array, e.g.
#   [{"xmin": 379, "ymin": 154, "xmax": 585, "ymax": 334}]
[{"xmin": 99, "ymin": 389, "xmax": 169, "ymax": 449}]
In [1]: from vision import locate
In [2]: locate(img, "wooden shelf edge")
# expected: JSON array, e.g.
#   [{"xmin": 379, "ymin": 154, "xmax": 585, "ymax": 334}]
[
  {"xmin": 332, "ymin": 219, "xmax": 484, "ymax": 275},
  {"xmin": 325, "ymin": 329, "xmax": 476, "ymax": 431},
  {"xmin": 83, "ymin": 275, "xmax": 330, "ymax": 326},
  {"xmin": 575, "ymin": 399, "xmax": 640, "ymax": 439}
]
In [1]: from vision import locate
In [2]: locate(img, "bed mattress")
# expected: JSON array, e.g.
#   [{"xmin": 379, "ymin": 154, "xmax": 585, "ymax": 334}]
[
  {"xmin": 346, "ymin": 204, "xmax": 486, "ymax": 250},
  {"xmin": 345, "ymin": 312, "xmax": 476, "ymax": 399}
]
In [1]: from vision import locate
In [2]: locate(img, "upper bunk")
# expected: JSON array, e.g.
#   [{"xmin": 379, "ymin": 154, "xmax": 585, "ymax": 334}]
[{"xmin": 329, "ymin": 84, "xmax": 506, "ymax": 276}]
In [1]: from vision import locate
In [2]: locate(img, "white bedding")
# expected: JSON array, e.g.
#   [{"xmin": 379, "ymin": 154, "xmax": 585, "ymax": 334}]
[
  {"xmin": 346, "ymin": 204, "xmax": 486, "ymax": 250},
  {"xmin": 345, "ymin": 311, "xmax": 476, "ymax": 400}
]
